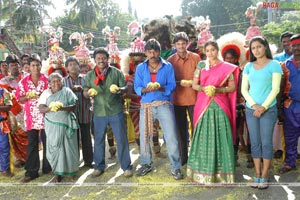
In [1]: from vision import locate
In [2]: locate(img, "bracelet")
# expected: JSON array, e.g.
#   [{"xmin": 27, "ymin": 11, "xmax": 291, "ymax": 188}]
[
  {"xmin": 222, "ymin": 87, "xmax": 226, "ymax": 93},
  {"xmin": 198, "ymin": 85, "xmax": 202, "ymax": 91}
]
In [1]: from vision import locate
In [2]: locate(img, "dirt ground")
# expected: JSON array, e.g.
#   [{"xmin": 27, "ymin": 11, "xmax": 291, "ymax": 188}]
[{"xmin": 0, "ymin": 141, "xmax": 300, "ymax": 200}]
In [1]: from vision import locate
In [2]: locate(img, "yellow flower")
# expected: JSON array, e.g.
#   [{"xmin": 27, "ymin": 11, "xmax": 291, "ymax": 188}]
[
  {"xmin": 146, "ymin": 82, "xmax": 160, "ymax": 89},
  {"xmin": 109, "ymin": 84, "xmax": 119, "ymax": 93},
  {"xmin": 88, "ymin": 88, "xmax": 98, "ymax": 97}
]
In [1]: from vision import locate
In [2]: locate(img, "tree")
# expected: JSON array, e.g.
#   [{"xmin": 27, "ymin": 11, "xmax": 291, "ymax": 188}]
[
  {"xmin": 51, "ymin": 0, "xmax": 134, "ymax": 52},
  {"xmin": 181, "ymin": 0, "xmax": 255, "ymax": 38},
  {"xmin": 66, "ymin": 0, "xmax": 100, "ymax": 29},
  {"xmin": 128, "ymin": 0, "xmax": 132, "ymax": 15},
  {"xmin": 262, "ymin": 10, "xmax": 300, "ymax": 50},
  {"xmin": 1, "ymin": 0, "xmax": 53, "ymax": 48},
  {"xmin": 134, "ymin": 9, "xmax": 138, "ymax": 19}
]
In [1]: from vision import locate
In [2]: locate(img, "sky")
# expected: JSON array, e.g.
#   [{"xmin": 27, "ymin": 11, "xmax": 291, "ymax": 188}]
[
  {"xmin": 114, "ymin": 0, "xmax": 182, "ymax": 19},
  {"xmin": 46, "ymin": 0, "xmax": 182, "ymax": 23}
]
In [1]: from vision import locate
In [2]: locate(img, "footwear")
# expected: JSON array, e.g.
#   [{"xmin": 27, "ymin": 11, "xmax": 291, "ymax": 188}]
[
  {"xmin": 258, "ymin": 178, "xmax": 269, "ymax": 189},
  {"xmin": 124, "ymin": 169, "xmax": 133, "ymax": 177},
  {"xmin": 1, "ymin": 171, "xmax": 13, "ymax": 177},
  {"xmin": 137, "ymin": 164, "xmax": 152, "ymax": 176},
  {"xmin": 91, "ymin": 169, "xmax": 104, "ymax": 178},
  {"xmin": 53, "ymin": 175, "xmax": 63, "ymax": 183},
  {"xmin": 274, "ymin": 150, "xmax": 283, "ymax": 159},
  {"xmin": 172, "ymin": 169, "xmax": 184, "ymax": 180},
  {"xmin": 20, "ymin": 176, "xmax": 36, "ymax": 183},
  {"xmin": 250, "ymin": 177, "xmax": 260, "ymax": 188},
  {"xmin": 278, "ymin": 166, "xmax": 296, "ymax": 174}
]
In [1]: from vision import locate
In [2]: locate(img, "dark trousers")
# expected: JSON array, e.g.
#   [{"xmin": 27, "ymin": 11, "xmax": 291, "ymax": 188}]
[
  {"xmin": 25, "ymin": 129, "xmax": 51, "ymax": 178},
  {"xmin": 78, "ymin": 123, "xmax": 93, "ymax": 165},
  {"xmin": 174, "ymin": 105, "xmax": 194, "ymax": 165},
  {"xmin": 284, "ymin": 102, "xmax": 300, "ymax": 167}
]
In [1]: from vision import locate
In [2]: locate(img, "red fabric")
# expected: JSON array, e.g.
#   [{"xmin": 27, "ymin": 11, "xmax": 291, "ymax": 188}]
[
  {"xmin": 290, "ymin": 39, "xmax": 300, "ymax": 45},
  {"xmin": 0, "ymin": 84, "xmax": 22, "ymax": 115},
  {"xmin": 94, "ymin": 67, "xmax": 106, "ymax": 85},
  {"xmin": 150, "ymin": 73, "xmax": 157, "ymax": 82}
]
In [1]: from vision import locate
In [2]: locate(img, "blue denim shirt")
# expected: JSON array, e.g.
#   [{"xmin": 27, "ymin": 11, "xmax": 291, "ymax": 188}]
[{"xmin": 134, "ymin": 57, "xmax": 176, "ymax": 103}]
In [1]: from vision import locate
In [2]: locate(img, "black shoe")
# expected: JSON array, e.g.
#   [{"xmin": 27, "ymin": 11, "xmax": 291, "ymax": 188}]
[
  {"xmin": 172, "ymin": 169, "xmax": 184, "ymax": 180},
  {"xmin": 137, "ymin": 164, "xmax": 152, "ymax": 176}
]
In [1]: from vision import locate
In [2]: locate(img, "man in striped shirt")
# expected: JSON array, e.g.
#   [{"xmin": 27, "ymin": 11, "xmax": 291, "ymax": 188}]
[{"xmin": 64, "ymin": 57, "xmax": 93, "ymax": 168}]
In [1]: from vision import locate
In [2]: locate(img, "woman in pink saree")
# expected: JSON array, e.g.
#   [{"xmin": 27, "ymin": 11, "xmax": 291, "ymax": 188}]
[{"xmin": 187, "ymin": 41, "xmax": 239, "ymax": 184}]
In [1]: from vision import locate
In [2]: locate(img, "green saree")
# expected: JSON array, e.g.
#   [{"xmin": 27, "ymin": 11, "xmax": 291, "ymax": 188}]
[{"xmin": 44, "ymin": 87, "xmax": 79, "ymax": 176}]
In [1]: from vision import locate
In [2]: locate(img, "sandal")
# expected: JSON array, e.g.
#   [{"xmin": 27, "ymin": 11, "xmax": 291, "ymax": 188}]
[
  {"xmin": 258, "ymin": 178, "xmax": 268, "ymax": 189},
  {"xmin": 278, "ymin": 166, "xmax": 296, "ymax": 174},
  {"xmin": 52, "ymin": 175, "xmax": 63, "ymax": 183},
  {"xmin": 250, "ymin": 177, "xmax": 260, "ymax": 188}
]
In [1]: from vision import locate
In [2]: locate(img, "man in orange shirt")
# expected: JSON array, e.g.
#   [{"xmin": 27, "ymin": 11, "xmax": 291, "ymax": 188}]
[{"xmin": 168, "ymin": 32, "xmax": 201, "ymax": 165}]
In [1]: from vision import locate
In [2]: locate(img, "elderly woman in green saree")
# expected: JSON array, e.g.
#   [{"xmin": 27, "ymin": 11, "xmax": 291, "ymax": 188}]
[{"xmin": 38, "ymin": 73, "xmax": 79, "ymax": 182}]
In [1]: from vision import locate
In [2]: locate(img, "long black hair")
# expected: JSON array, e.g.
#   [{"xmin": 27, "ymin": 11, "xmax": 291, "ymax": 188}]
[{"xmin": 249, "ymin": 36, "xmax": 273, "ymax": 62}]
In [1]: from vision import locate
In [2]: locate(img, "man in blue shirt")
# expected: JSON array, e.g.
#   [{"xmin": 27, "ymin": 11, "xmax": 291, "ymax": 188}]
[
  {"xmin": 278, "ymin": 34, "xmax": 300, "ymax": 174},
  {"xmin": 274, "ymin": 31, "xmax": 293, "ymax": 62},
  {"xmin": 134, "ymin": 39, "xmax": 183, "ymax": 180},
  {"xmin": 273, "ymin": 31, "xmax": 293, "ymax": 159}
]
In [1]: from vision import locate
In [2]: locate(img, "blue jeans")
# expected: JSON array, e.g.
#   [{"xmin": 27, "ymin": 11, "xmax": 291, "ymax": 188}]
[
  {"xmin": 93, "ymin": 112, "xmax": 132, "ymax": 171},
  {"xmin": 139, "ymin": 104, "xmax": 182, "ymax": 172},
  {"xmin": 246, "ymin": 106, "xmax": 277, "ymax": 160}
]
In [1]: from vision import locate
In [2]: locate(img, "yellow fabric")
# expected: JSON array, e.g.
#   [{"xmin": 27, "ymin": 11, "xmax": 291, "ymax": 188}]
[
  {"xmin": 124, "ymin": 99, "xmax": 135, "ymax": 143},
  {"xmin": 262, "ymin": 73, "xmax": 282, "ymax": 109},
  {"xmin": 126, "ymin": 112, "xmax": 135, "ymax": 143},
  {"xmin": 241, "ymin": 74, "xmax": 256, "ymax": 107}
]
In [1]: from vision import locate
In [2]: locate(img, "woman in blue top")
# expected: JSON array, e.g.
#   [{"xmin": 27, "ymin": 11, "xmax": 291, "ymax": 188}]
[{"xmin": 241, "ymin": 36, "xmax": 282, "ymax": 189}]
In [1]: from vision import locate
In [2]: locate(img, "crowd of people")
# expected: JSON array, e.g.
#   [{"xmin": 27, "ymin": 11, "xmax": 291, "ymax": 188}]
[{"xmin": 0, "ymin": 25, "xmax": 299, "ymax": 190}]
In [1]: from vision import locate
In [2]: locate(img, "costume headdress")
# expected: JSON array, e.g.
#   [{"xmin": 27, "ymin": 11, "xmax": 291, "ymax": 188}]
[
  {"xmin": 245, "ymin": 2, "xmax": 263, "ymax": 44},
  {"xmin": 102, "ymin": 25, "xmax": 121, "ymax": 65},
  {"xmin": 42, "ymin": 26, "xmax": 67, "ymax": 76},
  {"xmin": 69, "ymin": 32, "xmax": 94, "ymax": 68},
  {"xmin": 217, "ymin": 32, "xmax": 247, "ymax": 66},
  {"xmin": 193, "ymin": 16, "xmax": 214, "ymax": 47},
  {"xmin": 121, "ymin": 21, "xmax": 147, "ymax": 80},
  {"xmin": 47, "ymin": 27, "xmax": 65, "ymax": 65},
  {"xmin": 127, "ymin": 21, "xmax": 145, "ymax": 53}
]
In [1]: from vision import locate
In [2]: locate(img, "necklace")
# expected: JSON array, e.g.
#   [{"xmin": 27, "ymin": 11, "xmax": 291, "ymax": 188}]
[
  {"xmin": 209, "ymin": 60, "xmax": 220, "ymax": 68},
  {"xmin": 149, "ymin": 62, "xmax": 160, "ymax": 72}
]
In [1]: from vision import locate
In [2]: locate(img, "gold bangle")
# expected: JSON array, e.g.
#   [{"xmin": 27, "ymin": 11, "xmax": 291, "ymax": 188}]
[{"xmin": 198, "ymin": 86, "xmax": 202, "ymax": 91}]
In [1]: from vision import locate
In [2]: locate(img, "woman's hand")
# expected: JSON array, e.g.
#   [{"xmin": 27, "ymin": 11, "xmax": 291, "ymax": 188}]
[
  {"xmin": 204, "ymin": 85, "xmax": 216, "ymax": 97},
  {"xmin": 252, "ymin": 104, "xmax": 266, "ymax": 118}
]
